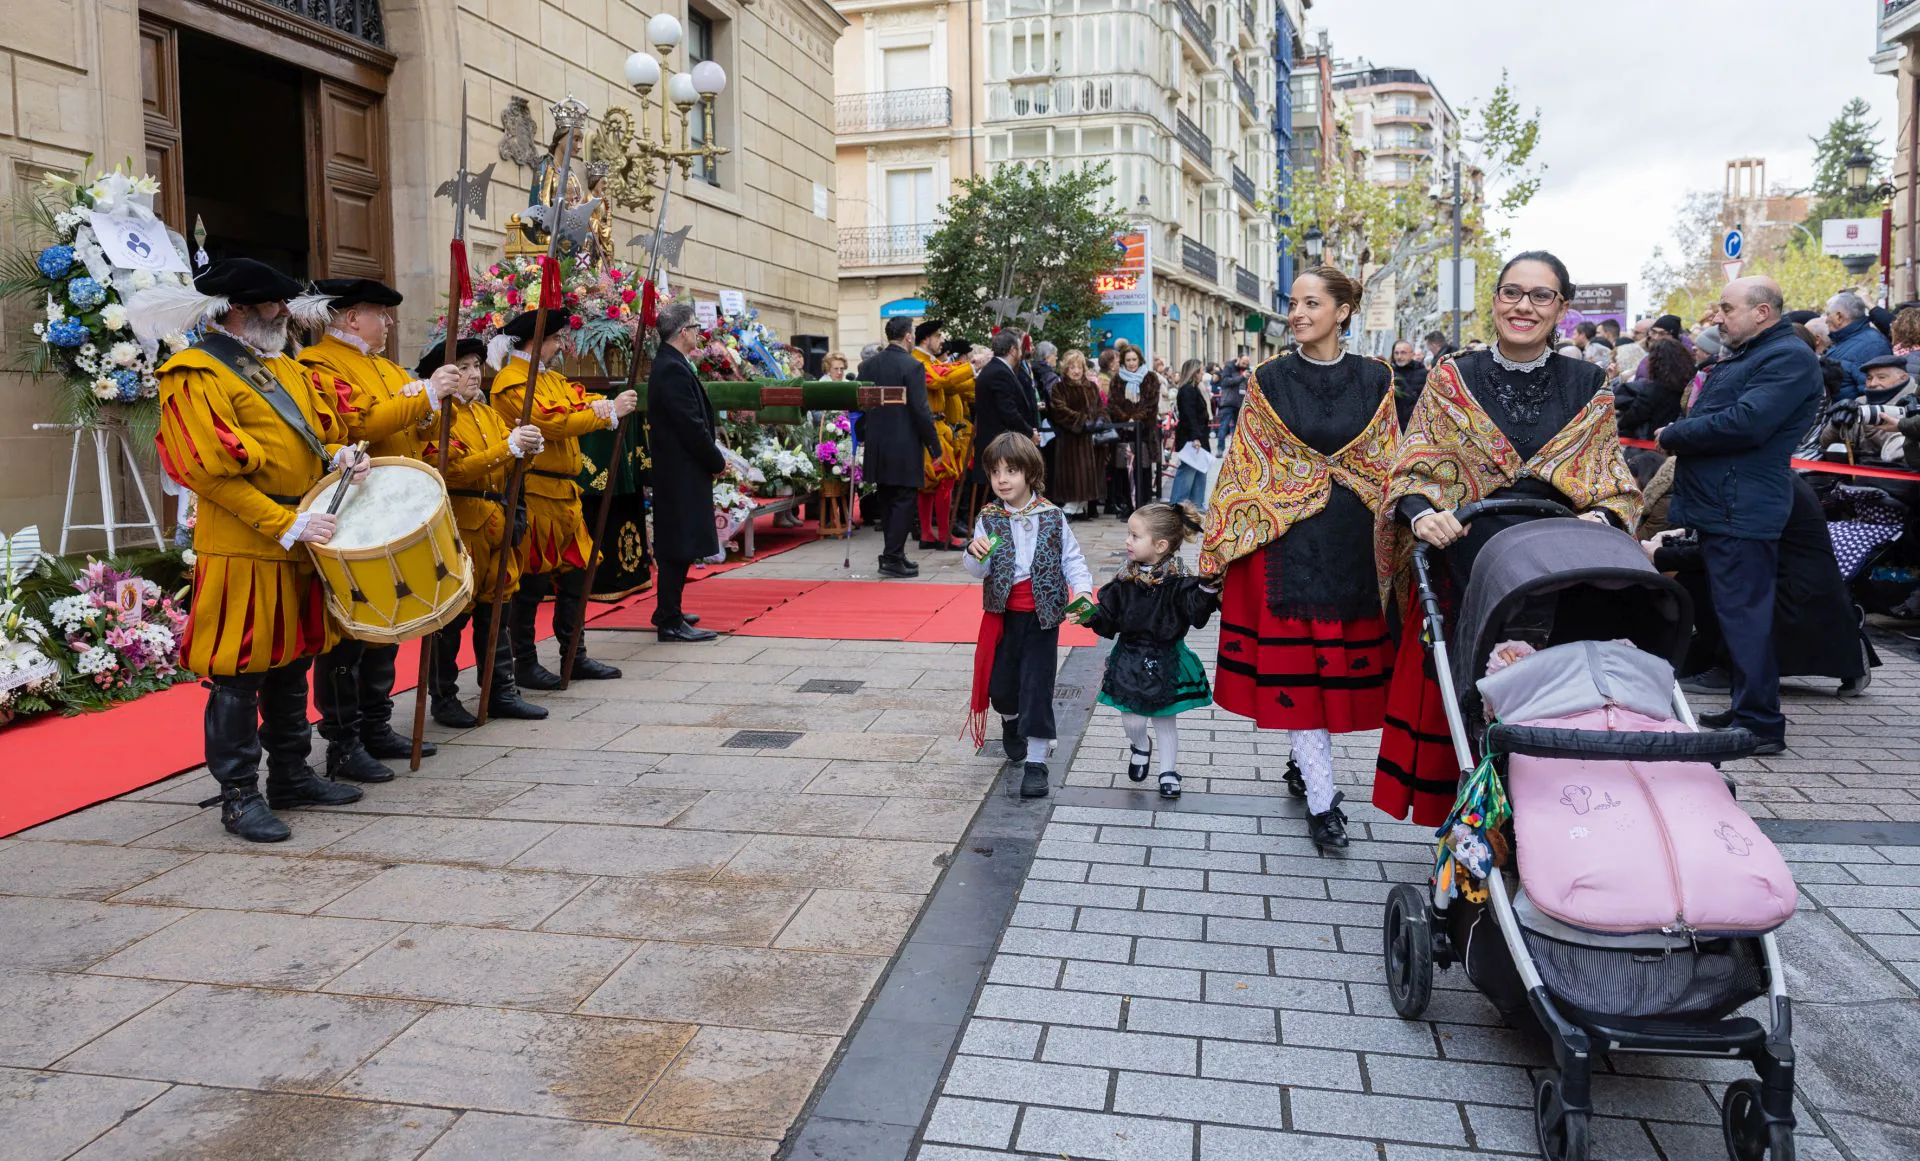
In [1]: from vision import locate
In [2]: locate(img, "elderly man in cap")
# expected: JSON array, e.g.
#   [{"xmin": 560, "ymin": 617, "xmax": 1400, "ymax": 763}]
[
  {"xmin": 415, "ymin": 336, "xmax": 550, "ymax": 724},
  {"xmin": 293, "ymin": 278, "xmax": 464, "ymax": 782},
  {"xmin": 489, "ymin": 309, "xmax": 638, "ymax": 685},
  {"xmin": 1818, "ymin": 352, "xmax": 1918, "ymax": 464},
  {"xmin": 132, "ymin": 258, "xmax": 372, "ymax": 842},
  {"xmin": 647, "ymin": 302, "xmax": 726, "ymax": 642}
]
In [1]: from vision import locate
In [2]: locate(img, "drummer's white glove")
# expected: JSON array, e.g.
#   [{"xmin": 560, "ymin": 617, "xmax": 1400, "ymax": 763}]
[
  {"xmin": 589, "ymin": 398, "xmax": 619, "ymax": 427},
  {"xmin": 506, "ymin": 424, "xmax": 545, "ymax": 458},
  {"xmin": 331, "ymin": 446, "xmax": 372, "ymax": 483},
  {"xmin": 280, "ymin": 511, "xmax": 338, "ymax": 549}
]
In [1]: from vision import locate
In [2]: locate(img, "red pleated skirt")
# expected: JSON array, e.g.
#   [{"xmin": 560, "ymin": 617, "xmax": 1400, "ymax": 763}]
[
  {"xmin": 1213, "ymin": 552, "xmax": 1393, "ymax": 733},
  {"xmin": 1371, "ymin": 619, "xmax": 1465, "ymax": 828}
]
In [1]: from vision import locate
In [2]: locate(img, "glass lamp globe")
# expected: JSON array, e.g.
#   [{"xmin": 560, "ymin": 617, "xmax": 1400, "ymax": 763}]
[
  {"xmin": 623, "ymin": 51, "xmax": 661, "ymax": 89},
  {"xmin": 667, "ymin": 72, "xmax": 699, "ymax": 107},
  {"xmin": 648, "ymin": 13, "xmax": 683, "ymax": 51},
  {"xmin": 691, "ymin": 60, "xmax": 727, "ymax": 96}
]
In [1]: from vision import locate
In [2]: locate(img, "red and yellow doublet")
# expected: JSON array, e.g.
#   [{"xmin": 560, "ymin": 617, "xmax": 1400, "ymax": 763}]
[
  {"xmin": 489, "ymin": 355, "xmax": 607, "ymax": 575},
  {"xmin": 426, "ymin": 396, "xmax": 524, "ymax": 604},
  {"xmin": 297, "ymin": 333, "xmax": 434, "ymax": 459},
  {"xmin": 156, "ymin": 345, "xmax": 347, "ymax": 676},
  {"xmin": 912, "ymin": 349, "xmax": 973, "ymax": 487}
]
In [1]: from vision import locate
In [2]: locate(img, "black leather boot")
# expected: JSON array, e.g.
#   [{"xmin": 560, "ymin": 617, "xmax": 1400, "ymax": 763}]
[
  {"xmin": 552, "ymin": 569, "xmax": 621, "ymax": 681},
  {"xmin": 202, "ymin": 677, "xmax": 290, "ymax": 843},
  {"xmin": 1308, "ymin": 791, "xmax": 1350, "ymax": 853},
  {"xmin": 478, "ymin": 603, "xmax": 547, "ymax": 720},
  {"xmin": 429, "ymin": 616, "xmax": 479, "ymax": 729},
  {"xmin": 511, "ymin": 574, "xmax": 562, "ymax": 690},
  {"xmin": 357, "ymin": 643, "xmax": 433, "ymax": 758},
  {"xmin": 258, "ymin": 660, "xmax": 362, "ymax": 808}
]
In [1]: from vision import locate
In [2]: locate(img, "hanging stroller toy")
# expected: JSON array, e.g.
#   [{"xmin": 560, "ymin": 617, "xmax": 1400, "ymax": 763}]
[{"xmin": 1380, "ymin": 499, "xmax": 1800, "ymax": 1161}]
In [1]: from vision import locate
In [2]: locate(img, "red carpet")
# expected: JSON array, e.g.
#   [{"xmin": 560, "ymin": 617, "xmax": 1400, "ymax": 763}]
[
  {"xmin": 585, "ymin": 579, "xmax": 821, "ymax": 632},
  {"xmin": 734, "ymin": 582, "xmax": 1099, "ymax": 647}
]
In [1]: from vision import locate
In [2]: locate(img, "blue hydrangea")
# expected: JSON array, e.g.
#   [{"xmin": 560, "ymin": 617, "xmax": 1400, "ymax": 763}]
[
  {"xmin": 111, "ymin": 369, "xmax": 142, "ymax": 402},
  {"xmin": 36, "ymin": 245, "xmax": 75, "ymax": 279},
  {"xmin": 45, "ymin": 319, "xmax": 89, "ymax": 347},
  {"xmin": 67, "ymin": 277, "xmax": 106, "ymax": 310}
]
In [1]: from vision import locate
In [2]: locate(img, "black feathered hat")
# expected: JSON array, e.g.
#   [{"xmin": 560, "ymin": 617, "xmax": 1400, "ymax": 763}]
[
  {"xmin": 415, "ymin": 337, "xmax": 488, "ymax": 380},
  {"xmin": 312, "ymin": 278, "xmax": 403, "ymax": 310},
  {"xmin": 915, "ymin": 318, "xmax": 946, "ymax": 345},
  {"xmin": 502, "ymin": 309, "xmax": 573, "ymax": 343},
  {"xmin": 193, "ymin": 258, "xmax": 302, "ymax": 306}
]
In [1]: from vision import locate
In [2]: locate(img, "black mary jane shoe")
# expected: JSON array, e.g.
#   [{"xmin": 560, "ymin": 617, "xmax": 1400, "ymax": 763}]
[
  {"xmin": 1020, "ymin": 762, "xmax": 1051, "ymax": 798},
  {"xmin": 1283, "ymin": 759, "xmax": 1307, "ymax": 799},
  {"xmin": 1308, "ymin": 791, "xmax": 1350, "ymax": 853},
  {"xmin": 1158, "ymin": 770, "xmax": 1182, "ymax": 799},
  {"xmin": 1127, "ymin": 744, "xmax": 1152, "ymax": 783}
]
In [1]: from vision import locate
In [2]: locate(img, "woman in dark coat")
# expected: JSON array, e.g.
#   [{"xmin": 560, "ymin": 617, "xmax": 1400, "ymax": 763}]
[
  {"xmin": 1653, "ymin": 473, "xmax": 1873, "ymax": 692},
  {"xmin": 1047, "ymin": 349, "xmax": 1106, "ymax": 513},
  {"xmin": 1106, "ymin": 345, "xmax": 1164, "ymax": 515}
]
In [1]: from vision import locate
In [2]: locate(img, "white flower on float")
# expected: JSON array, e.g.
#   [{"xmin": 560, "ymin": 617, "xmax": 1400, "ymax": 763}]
[
  {"xmin": 45, "ymin": 297, "xmax": 66, "ymax": 323},
  {"xmin": 92, "ymin": 377, "xmax": 119, "ymax": 400},
  {"xmin": 100, "ymin": 304, "xmax": 129, "ymax": 332},
  {"xmin": 110, "ymin": 341, "xmax": 140, "ymax": 368},
  {"xmin": 130, "ymin": 270, "xmax": 155, "ymax": 290}
]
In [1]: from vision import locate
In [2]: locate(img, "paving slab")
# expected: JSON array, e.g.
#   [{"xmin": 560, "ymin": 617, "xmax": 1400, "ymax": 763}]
[{"xmin": 64, "ymin": 1085, "xmax": 455, "ymax": 1161}]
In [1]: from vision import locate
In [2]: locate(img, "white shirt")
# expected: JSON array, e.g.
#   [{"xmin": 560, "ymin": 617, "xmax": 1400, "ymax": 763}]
[{"xmin": 962, "ymin": 496, "xmax": 1093, "ymax": 593}]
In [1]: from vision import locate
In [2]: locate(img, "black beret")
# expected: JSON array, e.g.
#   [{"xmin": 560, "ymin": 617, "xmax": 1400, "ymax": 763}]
[
  {"xmin": 1653, "ymin": 314, "xmax": 1684, "ymax": 335},
  {"xmin": 194, "ymin": 258, "xmax": 303, "ymax": 306},
  {"xmin": 915, "ymin": 318, "xmax": 946, "ymax": 345},
  {"xmin": 415, "ymin": 337, "xmax": 487, "ymax": 379},
  {"xmin": 312, "ymin": 277, "xmax": 403, "ymax": 310},
  {"xmin": 940, "ymin": 337, "xmax": 973, "ymax": 358},
  {"xmin": 501, "ymin": 309, "xmax": 573, "ymax": 343},
  {"xmin": 1860, "ymin": 353, "xmax": 1908, "ymax": 373}
]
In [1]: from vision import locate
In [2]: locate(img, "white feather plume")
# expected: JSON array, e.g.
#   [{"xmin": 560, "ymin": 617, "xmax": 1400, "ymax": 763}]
[
  {"xmin": 485, "ymin": 332, "xmax": 517, "ymax": 370},
  {"xmin": 285, "ymin": 291, "xmax": 338, "ymax": 330},
  {"xmin": 125, "ymin": 283, "xmax": 226, "ymax": 346}
]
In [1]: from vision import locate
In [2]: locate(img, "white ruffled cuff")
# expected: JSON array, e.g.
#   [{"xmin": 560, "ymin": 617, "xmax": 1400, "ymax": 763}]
[{"xmin": 279, "ymin": 510, "xmax": 313, "ymax": 550}]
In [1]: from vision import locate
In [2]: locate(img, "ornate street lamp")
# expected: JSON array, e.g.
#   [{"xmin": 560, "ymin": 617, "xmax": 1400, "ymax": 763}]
[
  {"xmin": 1846, "ymin": 147, "xmax": 1872, "ymax": 193},
  {"xmin": 1302, "ymin": 225, "xmax": 1324, "ymax": 261},
  {"xmin": 588, "ymin": 16, "xmax": 731, "ymax": 215}
]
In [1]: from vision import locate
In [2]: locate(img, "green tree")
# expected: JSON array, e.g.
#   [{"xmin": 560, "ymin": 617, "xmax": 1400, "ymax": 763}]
[
  {"xmin": 1803, "ymin": 97, "xmax": 1887, "ymax": 226},
  {"xmin": 919, "ymin": 162, "xmax": 1128, "ymax": 349}
]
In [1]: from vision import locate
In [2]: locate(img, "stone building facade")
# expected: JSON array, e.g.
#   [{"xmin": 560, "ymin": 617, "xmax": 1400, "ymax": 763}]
[{"xmin": 0, "ymin": 0, "xmax": 842, "ymax": 547}]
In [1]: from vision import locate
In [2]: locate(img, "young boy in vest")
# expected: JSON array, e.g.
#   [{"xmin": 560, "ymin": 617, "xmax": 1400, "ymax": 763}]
[{"xmin": 963, "ymin": 432, "xmax": 1095, "ymax": 798}]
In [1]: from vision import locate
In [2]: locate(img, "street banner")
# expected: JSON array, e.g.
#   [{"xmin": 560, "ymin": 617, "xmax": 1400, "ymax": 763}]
[
  {"xmin": 1560, "ymin": 282, "xmax": 1628, "ymax": 337},
  {"xmin": 1823, "ymin": 218, "xmax": 1881, "ymax": 259}
]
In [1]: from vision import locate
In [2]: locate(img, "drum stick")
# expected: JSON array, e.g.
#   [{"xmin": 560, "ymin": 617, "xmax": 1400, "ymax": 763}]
[{"xmin": 326, "ymin": 441, "xmax": 369, "ymax": 515}]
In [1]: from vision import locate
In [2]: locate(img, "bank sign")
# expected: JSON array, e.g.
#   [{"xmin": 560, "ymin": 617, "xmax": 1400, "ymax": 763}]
[{"xmin": 1097, "ymin": 232, "xmax": 1152, "ymax": 313}]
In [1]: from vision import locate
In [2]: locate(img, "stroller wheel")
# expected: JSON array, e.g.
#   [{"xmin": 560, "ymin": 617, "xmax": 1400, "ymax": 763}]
[
  {"xmin": 1382, "ymin": 883, "xmax": 1434, "ymax": 1019},
  {"xmin": 1721, "ymin": 1078, "xmax": 1792, "ymax": 1161},
  {"xmin": 1534, "ymin": 1074, "xmax": 1591, "ymax": 1161}
]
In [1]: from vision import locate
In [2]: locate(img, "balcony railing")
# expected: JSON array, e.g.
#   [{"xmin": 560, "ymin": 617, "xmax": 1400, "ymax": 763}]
[
  {"xmin": 1235, "ymin": 266, "xmax": 1260, "ymax": 302},
  {"xmin": 1175, "ymin": 110, "xmax": 1213, "ymax": 171},
  {"xmin": 1182, "ymin": 237, "xmax": 1218, "ymax": 283},
  {"xmin": 1240, "ymin": 0, "xmax": 1256, "ymax": 35},
  {"xmin": 1232, "ymin": 67, "xmax": 1257, "ymax": 116},
  {"xmin": 839, "ymin": 224, "xmax": 934, "ymax": 268},
  {"xmin": 1232, "ymin": 165, "xmax": 1255, "ymax": 204},
  {"xmin": 1174, "ymin": 0, "xmax": 1216, "ymax": 62},
  {"xmin": 835, "ymin": 87, "xmax": 953, "ymax": 134},
  {"xmin": 988, "ymin": 75, "xmax": 1161, "ymax": 121}
]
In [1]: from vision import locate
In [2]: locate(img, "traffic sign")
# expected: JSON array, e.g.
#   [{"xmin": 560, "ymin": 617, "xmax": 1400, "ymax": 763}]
[
  {"xmin": 1723, "ymin": 229, "xmax": 1744, "ymax": 261},
  {"xmin": 1722, "ymin": 260, "xmax": 1745, "ymax": 282}
]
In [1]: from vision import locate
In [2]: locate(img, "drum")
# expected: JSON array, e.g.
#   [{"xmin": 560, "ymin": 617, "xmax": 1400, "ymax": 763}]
[{"xmin": 298, "ymin": 457, "xmax": 473, "ymax": 645}]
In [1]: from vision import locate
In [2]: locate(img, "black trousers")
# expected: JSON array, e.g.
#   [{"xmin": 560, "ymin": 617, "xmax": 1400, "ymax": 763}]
[
  {"xmin": 875, "ymin": 483, "xmax": 916, "ymax": 558},
  {"xmin": 655, "ymin": 558, "xmax": 693, "ymax": 627},
  {"xmin": 1701, "ymin": 532, "xmax": 1784, "ymax": 742},
  {"xmin": 313, "ymin": 639, "xmax": 398, "ymax": 744},
  {"xmin": 989, "ymin": 611, "xmax": 1059, "ymax": 741}
]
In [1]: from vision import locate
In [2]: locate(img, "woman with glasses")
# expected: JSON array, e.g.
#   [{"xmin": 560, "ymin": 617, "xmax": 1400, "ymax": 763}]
[{"xmin": 1371, "ymin": 250, "xmax": 1642, "ymax": 827}]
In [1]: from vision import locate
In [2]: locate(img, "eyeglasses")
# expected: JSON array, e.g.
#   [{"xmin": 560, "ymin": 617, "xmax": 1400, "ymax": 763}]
[{"xmin": 1495, "ymin": 284, "xmax": 1564, "ymax": 308}]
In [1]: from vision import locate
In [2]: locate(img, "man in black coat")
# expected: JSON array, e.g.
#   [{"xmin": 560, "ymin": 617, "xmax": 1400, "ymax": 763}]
[
  {"xmin": 646, "ymin": 302, "xmax": 725, "ymax": 641},
  {"xmin": 972, "ymin": 329, "xmax": 1039, "ymax": 453},
  {"xmin": 856, "ymin": 316, "xmax": 943, "ymax": 577}
]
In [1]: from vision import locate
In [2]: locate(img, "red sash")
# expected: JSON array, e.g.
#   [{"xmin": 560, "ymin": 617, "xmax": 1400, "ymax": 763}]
[{"xmin": 964, "ymin": 580, "xmax": 1034, "ymax": 745}]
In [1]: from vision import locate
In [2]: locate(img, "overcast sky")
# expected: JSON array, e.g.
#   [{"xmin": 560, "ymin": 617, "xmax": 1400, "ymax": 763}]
[{"xmin": 1307, "ymin": 0, "xmax": 1899, "ymax": 317}]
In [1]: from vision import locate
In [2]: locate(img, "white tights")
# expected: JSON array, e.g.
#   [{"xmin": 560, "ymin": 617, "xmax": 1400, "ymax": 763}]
[
  {"xmin": 1290, "ymin": 728, "xmax": 1337, "ymax": 813},
  {"xmin": 1121, "ymin": 713, "xmax": 1182, "ymax": 773}
]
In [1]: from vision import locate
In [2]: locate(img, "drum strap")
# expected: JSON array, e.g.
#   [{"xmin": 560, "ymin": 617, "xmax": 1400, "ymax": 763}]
[
  {"xmin": 196, "ymin": 333, "xmax": 328, "ymax": 464},
  {"xmin": 448, "ymin": 488, "xmax": 506, "ymax": 502}
]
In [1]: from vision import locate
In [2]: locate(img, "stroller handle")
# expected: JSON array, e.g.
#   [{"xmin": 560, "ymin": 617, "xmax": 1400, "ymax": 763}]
[{"xmin": 1409, "ymin": 498, "xmax": 1581, "ymax": 627}]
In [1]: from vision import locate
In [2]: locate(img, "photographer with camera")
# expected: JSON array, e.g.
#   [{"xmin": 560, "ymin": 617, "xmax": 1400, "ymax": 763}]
[{"xmin": 1818, "ymin": 353, "xmax": 1919, "ymax": 466}]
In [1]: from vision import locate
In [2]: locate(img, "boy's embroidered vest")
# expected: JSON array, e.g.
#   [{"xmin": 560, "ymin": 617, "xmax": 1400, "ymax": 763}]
[{"xmin": 979, "ymin": 503, "xmax": 1068, "ymax": 628}]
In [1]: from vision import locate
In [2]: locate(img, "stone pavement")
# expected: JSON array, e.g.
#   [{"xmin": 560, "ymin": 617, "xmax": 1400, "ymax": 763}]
[{"xmin": 0, "ymin": 522, "xmax": 1077, "ymax": 1161}]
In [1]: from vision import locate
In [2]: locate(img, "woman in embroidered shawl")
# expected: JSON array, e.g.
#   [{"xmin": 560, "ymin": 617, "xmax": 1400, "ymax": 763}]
[
  {"xmin": 1371, "ymin": 251, "xmax": 1642, "ymax": 827},
  {"xmin": 1200, "ymin": 265, "xmax": 1399, "ymax": 852}
]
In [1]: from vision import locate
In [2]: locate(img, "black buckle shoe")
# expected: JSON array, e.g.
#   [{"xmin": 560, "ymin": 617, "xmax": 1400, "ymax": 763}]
[
  {"xmin": 265, "ymin": 764, "xmax": 364, "ymax": 809},
  {"xmin": 362, "ymin": 724, "xmax": 433, "ymax": 760},
  {"xmin": 326, "ymin": 740, "xmax": 396, "ymax": 783},
  {"xmin": 1158, "ymin": 770, "xmax": 1182, "ymax": 799},
  {"xmin": 569, "ymin": 655, "xmax": 623, "ymax": 681},
  {"xmin": 1128, "ymin": 745, "xmax": 1152, "ymax": 783},
  {"xmin": 431, "ymin": 697, "xmax": 479, "ymax": 730},
  {"xmin": 1020, "ymin": 762, "xmax": 1050, "ymax": 798},
  {"xmin": 1309, "ymin": 792, "xmax": 1350, "ymax": 852},
  {"xmin": 657, "ymin": 621, "xmax": 719, "ymax": 643},
  {"xmin": 487, "ymin": 691, "xmax": 550, "ymax": 720},
  {"xmin": 218, "ymin": 788, "xmax": 291, "ymax": 843},
  {"xmin": 516, "ymin": 661, "xmax": 563, "ymax": 691},
  {"xmin": 1283, "ymin": 759, "xmax": 1307, "ymax": 799}
]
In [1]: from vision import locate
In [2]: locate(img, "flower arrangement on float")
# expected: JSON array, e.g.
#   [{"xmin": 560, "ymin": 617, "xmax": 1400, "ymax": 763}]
[
  {"xmin": 43, "ymin": 559, "xmax": 191, "ymax": 712},
  {"xmin": 692, "ymin": 308, "xmax": 801, "ymax": 381},
  {"xmin": 0, "ymin": 166, "xmax": 197, "ymax": 435},
  {"xmin": 433, "ymin": 256, "xmax": 642, "ymax": 370},
  {"xmin": 749, "ymin": 434, "xmax": 820, "ymax": 497},
  {"xmin": 0, "ymin": 531, "xmax": 59, "ymax": 720},
  {"xmin": 814, "ymin": 413, "xmax": 863, "ymax": 489}
]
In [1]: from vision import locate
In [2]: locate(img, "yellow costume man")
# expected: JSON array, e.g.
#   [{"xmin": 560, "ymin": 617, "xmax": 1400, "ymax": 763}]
[
  {"xmin": 140, "ymin": 258, "xmax": 371, "ymax": 843},
  {"xmin": 488, "ymin": 308, "xmax": 638, "ymax": 687},
  {"xmin": 293, "ymin": 278, "xmax": 461, "ymax": 782},
  {"xmin": 414, "ymin": 336, "xmax": 549, "ymax": 726},
  {"xmin": 911, "ymin": 319, "xmax": 974, "ymax": 549}
]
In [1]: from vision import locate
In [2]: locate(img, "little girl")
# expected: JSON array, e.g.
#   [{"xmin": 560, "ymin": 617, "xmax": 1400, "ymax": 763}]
[
  {"xmin": 964, "ymin": 432, "xmax": 1095, "ymax": 799},
  {"xmin": 1081, "ymin": 502, "xmax": 1221, "ymax": 798}
]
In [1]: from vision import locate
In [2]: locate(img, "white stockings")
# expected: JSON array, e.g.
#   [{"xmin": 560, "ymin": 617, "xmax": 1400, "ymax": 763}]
[
  {"xmin": 1121, "ymin": 713, "xmax": 1181, "ymax": 774},
  {"xmin": 1290, "ymin": 728, "xmax": 1337, "ymax": 814}
]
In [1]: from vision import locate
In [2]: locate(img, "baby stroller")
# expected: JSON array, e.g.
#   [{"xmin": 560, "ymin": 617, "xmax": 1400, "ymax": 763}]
[{"xmin": 1380, "ymin": 500, "xmax": 1800, "ymax": 1161}]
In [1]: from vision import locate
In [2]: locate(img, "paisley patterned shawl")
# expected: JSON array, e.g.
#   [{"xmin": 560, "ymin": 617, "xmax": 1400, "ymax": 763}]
[
  {"xmin": 1198, "ymin": 352, "xmax": 1399, "ymax": 579},
  {"xmin": 1372, "ymin": 354, "xmax": 1643, "ymax": 607}
]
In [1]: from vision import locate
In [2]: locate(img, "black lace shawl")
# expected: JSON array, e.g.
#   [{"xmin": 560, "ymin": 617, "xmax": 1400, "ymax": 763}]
[{"xmin": 1258, "ymin": 353, "xmax": 1392, "ymax": 622}]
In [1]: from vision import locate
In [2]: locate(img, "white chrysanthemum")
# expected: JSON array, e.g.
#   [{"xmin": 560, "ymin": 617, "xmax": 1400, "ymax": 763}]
[
  {"xmin": 100, "ymin": 303, "xmax": 129, "ymax": 332},
  {"xmin": 92, "ymin": 377, "xmax": 120, "ymax": 400},
  {"xmin": 45, "ymin": 297, "xmax": 66, "ymax": 323},
  {"xmin": 110, "ymin": 341, "xmax": 140, "ymax": 368},
  {"xmin": 75, "ymin": 645, "xmax": 117, "ymax": 675},
  {"xmin": 49, "ymin": 595, "xmax": 96, "ymax": 628},
  {"xmin": 130, "ymin": 270, "xmax": 155, "ymax": 290},
  {"xmin": 180, "ymin": 548, "xmax": 196, "ymax": 567},
  {"xmin": 138, "ymin": 622, "xmax": 175, "ymax": 654}
]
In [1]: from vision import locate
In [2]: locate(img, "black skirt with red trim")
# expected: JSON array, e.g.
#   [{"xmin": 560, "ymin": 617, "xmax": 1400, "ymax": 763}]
[
  {"xmin": 1371, "ymin": 615, "xmax": 1465, "ymax": 828},
  {"xmin": 1213, "ymin": 551, "xmax": 1392, "ymax": 733}
]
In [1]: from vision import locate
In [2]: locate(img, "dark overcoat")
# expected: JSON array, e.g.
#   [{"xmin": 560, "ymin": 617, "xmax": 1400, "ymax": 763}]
[
  {"xmin": 646, "ymin": 344, "xmax": 727, "ymax": 563},
  {"xmin": 855, "ymin": 344, "xmax": 940, "ymax": 488}
]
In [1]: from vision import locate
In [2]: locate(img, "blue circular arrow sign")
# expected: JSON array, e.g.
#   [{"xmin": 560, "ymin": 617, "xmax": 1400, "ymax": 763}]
[{"xmin": 1723, "ymin": 229, "xmax": 1744, "ymax": 261}]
